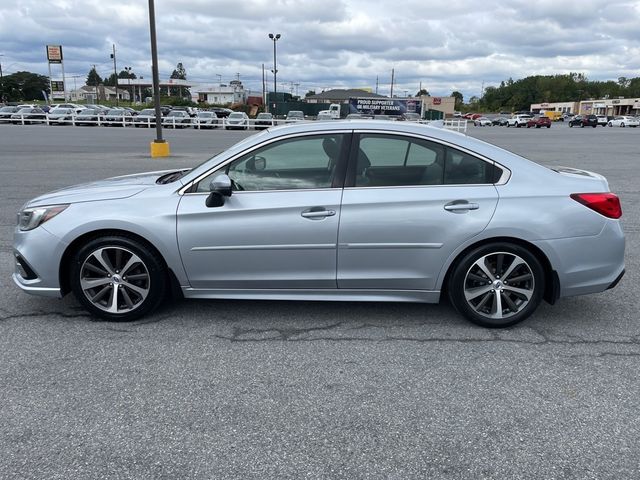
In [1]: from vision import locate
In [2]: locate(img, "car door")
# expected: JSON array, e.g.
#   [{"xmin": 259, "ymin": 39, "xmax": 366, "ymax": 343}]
[
  {"xmin": 337, "ymin": 132, "xmax": 500, "ymax": 291},
  {"xmin": 177, "ymin": 132, "xmax": 350, "ymax": 289}
]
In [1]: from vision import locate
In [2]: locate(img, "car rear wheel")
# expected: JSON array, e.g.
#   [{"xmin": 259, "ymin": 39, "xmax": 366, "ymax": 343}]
[
  {"xmin": 448, "ymin": 243, "xmax": 545, "ymax": 328},
  {"xmin": 621, "ymin": 123, "xmax": 625, "ymax": 127},
  {"xmin": 70, "ymin": 236, "xmax": 167, "ymax": 321}
]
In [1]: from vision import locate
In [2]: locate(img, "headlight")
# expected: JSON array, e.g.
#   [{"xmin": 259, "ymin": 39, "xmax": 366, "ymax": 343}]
[{"xmin": 17, "ymin": 205, "xmax": 69, "ymax": 231}]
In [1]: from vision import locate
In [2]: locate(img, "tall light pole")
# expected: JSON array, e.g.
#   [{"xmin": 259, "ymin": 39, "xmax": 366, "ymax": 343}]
[
  {"xmin": 0, "ymin": 54, "xmax": 4, "ymax": 103},
  {"xmin": 268, "ymin": 33, "xmax": 280, "ymax": 116},
  {"xmin": 148, "ymin": 0, "xmax": 169, "ymax": 157}
]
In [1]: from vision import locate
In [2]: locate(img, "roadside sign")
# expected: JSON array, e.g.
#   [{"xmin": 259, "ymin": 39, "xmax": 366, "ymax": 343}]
[{"xmin": 46, "ymin": 45, "xmax": 63, "ymax": 63}]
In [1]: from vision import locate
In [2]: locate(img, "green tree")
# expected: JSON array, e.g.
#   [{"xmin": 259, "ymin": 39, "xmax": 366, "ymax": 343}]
[
  {"xmin": 86, "ymin": 67, "xmax": 102, "ymax": 87},
  {"xmin": 416, "ymin": 88, "xmax": 429, "ymax": 96},
  {"xmin": 304, "ymin": 90, "xmax": 316, "ymax": 98},
  {"xmin": 170, "ymin": 62, "xmax": 188, "ymax": 98},
  {"xmin": 451, "ymin": 91, "xmax": 463, "ymax": 109},
  {"xmin": 2, "ymin": 71, "xmax": 49, "ymax": 101}
]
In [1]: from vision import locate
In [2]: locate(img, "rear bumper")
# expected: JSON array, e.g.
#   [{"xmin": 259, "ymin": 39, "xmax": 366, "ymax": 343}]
[{"xmin": 533, "ymin": 220, "xmax": 625, "ymax": 298}]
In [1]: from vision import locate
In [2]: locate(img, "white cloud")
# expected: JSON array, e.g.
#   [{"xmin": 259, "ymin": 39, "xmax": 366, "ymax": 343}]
[{"xmin": 0, "ymin": 0, "xmax": 639, "ymax": 99}]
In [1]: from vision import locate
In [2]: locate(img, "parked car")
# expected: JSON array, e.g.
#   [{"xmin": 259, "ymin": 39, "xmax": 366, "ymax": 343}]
[
  {"xmin": 607, "ymin": 116, "xmax": 639, "ymax": 128},
  {"xmin": 596, "ymin": 115, "xmax": 608, "ymax": 127},
  {"xmin": 13, "ymin": 121, "xmax": 625, "ymax": 328},
  {"xmin": 171, "ymin": 106, "xmax": 196, "ymax": 117},
  {"xmin": 526, "ymin": 116, "xmax": 552, "ymax": 128},
  {"xmin": 194, "ymin": 111, "xmax": 219, "ymax": 129},
  {"xmin": 103, "ymin": 109, "xmax": 134, "ymax": 126},
  {"xmin": 285, "ymin": 110, "xmax": 305, "ymax": 123},
  {"xmin": 133, "ymin": 108, "xmax": 157, "ymax": 128},
  {"xmin": 491, "ymin": 117, "xmax": 509, "ymax": 126},
  {"xmin": 212, "ymin": 107, "xmax": 233, "ymax": 118},
  {"xmin": 224, "ymin": 111, "xmax": 249, "ymax": 130},
  {"xmin": 474, "ymin": 117, "xmax": 492, "ymax": 126},
  {"xmin": 254, "ymin": 112, "xmax": 274, "ymax": 130},
  {"xmin": 10, "ymin": 107, "xmax": 47, "ymax": 124},
  {"xmin": 506, "ymin": 114, "xmax": 531, "ymax": 127},
  {"xmin": 316, "ymin": 112, "xmax": 335, "ymax": 122},
  {"xmin": 47, "ymin": 108, "xmax": 76, "ymax": 125},
  {"xmin": 162, "ymin": 110, "xmax": 192, "ymax": 128},
  {"xmin": 75, "ymin": 108, "xmax": 106, "ymax": 126},
  {"xmin": 402, "ymin": 113, "xmax": 421, "ymax": 122},
  {"xmin": 49, "ymin": 103, "xmax": 85, "ymax": 114},
  {"xmin": 0, "ymin": 106, "xmax": 20, "ymax": 123},
  {"xmin": 569, "ymin": 114, "xmax": 597, "ymax": 128}
]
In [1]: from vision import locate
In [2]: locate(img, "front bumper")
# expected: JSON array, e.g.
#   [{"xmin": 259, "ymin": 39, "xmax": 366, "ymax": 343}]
[{"xmin": 12, "ymin": 225, "xmax": 67, "ymax": 298}]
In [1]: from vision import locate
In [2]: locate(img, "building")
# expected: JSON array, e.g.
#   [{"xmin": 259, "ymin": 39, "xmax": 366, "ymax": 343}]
[
  {"xmin": 192, "ymin": 80, "xmax": 247, "ymax": 105},
  {"xmin": 530, "ymin": 101, "xmax": 579, "ymax": 114},
  {"xmin": 531, "ymin": 98, "xmax": 640, "ymax": 116},
  {"xmin": 420, "ymin": 95, "xmax": 455, "ymax": 118},
  {"xmin": 579, "ymin": 97, "xmax": 640, "ymax": 116},
  {"xmin": 69, "ymin": 85, "xmax": 130, "ymax": 103}
]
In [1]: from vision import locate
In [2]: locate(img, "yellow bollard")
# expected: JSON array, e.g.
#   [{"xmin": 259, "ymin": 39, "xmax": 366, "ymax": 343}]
[{"xmin": 150, "ymin": 140, "xmax": 170, "ymax": 158}]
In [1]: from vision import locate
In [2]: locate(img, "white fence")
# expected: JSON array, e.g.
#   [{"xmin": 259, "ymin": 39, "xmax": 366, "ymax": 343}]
[{"xmin": 1, "ymin": 114, "xmax": 465, "ymax": 132}]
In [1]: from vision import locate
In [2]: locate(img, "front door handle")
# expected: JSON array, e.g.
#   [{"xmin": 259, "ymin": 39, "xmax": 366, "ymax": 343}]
[
  {"xmin": 444, "ymin": 201, "xmax": 479, "ymax": 212},
  {"xmin": 301, "ymin": 208, "xmax": 336, "ymax": 219}
]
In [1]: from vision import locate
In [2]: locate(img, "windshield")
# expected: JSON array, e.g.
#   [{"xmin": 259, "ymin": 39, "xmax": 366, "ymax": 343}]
[
  {"xmin": 257, "ymin": 113, "xmax": 272, "ymax": 119},
  {"xmin": 0, "ymin": 106, "xmax": 16, "ymax": 112},
  {"xmin": 229, "ymin": 113, "xmax": 244, "ymax": 119},
  {"xmin": 80, "ymin": 109, "xmax": 97, "ymax": 115},
  {"xmin": 198, "ymin": 112, "xmax": 214, "ymax": 117},
  {"xmin": 17, "ymin": 108, "xmax": 31, "ymax": 113},
  {"xmin": 139, "ymin": 109, "xmax": 155, "ymax": 115},
  {"xmin": 168, "ymin": 111, "xmax": 185, "ymax": 117},
  {"xmin": 107, "ymin": 109, "xmax": 123, "ymax": 115}
]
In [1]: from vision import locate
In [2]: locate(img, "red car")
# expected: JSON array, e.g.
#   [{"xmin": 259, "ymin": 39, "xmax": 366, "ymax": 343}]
[{"xmin": 526, "ymin": 116, "xmax": 551, "ymax": 128}]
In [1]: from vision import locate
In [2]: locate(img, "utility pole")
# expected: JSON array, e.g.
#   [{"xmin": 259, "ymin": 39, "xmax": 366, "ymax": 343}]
[
  {"xmin": 0, "ymin": 54, "xmax": 4, "ymax": 102},
  {"xmin": 262, "ymin": 64, "xmax": 266, "ymax": 113},
  {"xmin": 110, "ymin": 44, "xmax": 118, "ymax": 105},
  {"xmin": 216, "ymin": 74, "xmax": 222, "ymax": 85},
  {"xmin": 375, "ymin": 75, "xmax": 379, "ymax": 95},
  {"xmin": 390, "ymin": 68, "xmax": 395, "ymax": 98}
]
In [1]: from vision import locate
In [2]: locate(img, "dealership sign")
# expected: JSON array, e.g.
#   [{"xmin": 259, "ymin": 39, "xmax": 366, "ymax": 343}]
[
  {"xmin": 348, "ymin": 97, "xmax": 421, "ymax": 116},
  {"xmin": 46, "ymin": 45, "xmax": 63, "ymax": 63}
]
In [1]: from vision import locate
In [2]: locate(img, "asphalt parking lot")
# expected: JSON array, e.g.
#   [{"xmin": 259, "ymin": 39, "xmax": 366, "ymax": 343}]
[{"xmin": 1, "ymin": 123, "xmax": 639, "ymax": 479}]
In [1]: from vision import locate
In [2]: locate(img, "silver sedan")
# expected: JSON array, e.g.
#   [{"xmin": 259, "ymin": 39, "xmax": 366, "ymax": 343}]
[{"xmin": 13, "ymin": 121, "xmax": 625, "ymax": 327}]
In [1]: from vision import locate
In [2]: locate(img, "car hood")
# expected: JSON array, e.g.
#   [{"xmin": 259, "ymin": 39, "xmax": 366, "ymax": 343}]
[{"xmin": 26, "ymin": 170, "xmax": 184, "ymax": 207}]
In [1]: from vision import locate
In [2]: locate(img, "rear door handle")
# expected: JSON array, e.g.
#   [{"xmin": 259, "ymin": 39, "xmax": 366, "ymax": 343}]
[
  {"xmin": 301, "ymin": 208, "xmax": 336, "ymax": 219},
  {"xmin": 444, "ymin": 201, "xmax": 479, "ymax": 212}
]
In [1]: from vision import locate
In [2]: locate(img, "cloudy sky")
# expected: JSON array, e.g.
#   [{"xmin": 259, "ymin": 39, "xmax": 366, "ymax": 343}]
[{"xmin": 1, "ymin": 0, "xmax": 639, "ymax": 100}]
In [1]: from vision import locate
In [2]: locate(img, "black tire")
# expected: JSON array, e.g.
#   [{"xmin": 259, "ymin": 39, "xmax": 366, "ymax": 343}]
[
  {"xmin": 569, "ymin": 123, "xmax": 573, "ymax": 128},
  {"xmin": 448, "ymin": 242, "xmax": 545, "ymax": 328},
  {"xmin": 621, "ymin": 123, "xmax": 625, "ymax": 128},
  {"xmin": 70, "ymin": 235, "xmax": 167, "ymax": 322}
]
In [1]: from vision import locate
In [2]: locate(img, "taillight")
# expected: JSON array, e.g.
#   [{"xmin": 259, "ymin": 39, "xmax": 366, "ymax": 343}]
[{"xmin": 571, "ymin": 193, "xmax": 622, "ymax": 219}]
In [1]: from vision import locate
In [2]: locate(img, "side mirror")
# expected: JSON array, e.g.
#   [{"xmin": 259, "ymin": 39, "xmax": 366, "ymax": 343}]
[
  {"xmin": 206, "ymin": 174, "xmax": 232, "ymax": 208},
  {"xmin": 209, "ymin": 174, "xmax": 232, "ymax": 196}
]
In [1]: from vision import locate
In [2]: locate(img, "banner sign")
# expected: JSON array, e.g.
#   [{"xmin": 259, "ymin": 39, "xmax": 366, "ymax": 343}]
[
  {"xmin": 348, "ymin": 97, "xmax": 421, "ymax": 116},
  {"xmin": 51, "ymin": 81, "xmax": 65, "ymax": 92},
  {"xmin": 46, "ymin": 45, "xmax": 63, "ymax": 63}
]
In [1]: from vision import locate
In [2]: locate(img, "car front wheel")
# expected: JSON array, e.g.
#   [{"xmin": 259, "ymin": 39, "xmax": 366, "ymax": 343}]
[
  {"xmin": 70, "ymin": 235, "xmax": 167, "ymax": 321},
  {"xmin": 448, "ymin": 243, "xmax": 545, "ymax": 328}
]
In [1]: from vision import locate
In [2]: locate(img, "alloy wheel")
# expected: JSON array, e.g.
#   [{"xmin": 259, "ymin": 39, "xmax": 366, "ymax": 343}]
[
  {"xmin": 79, "ymin": 246, "xmax": 150, "ymax": 314},
  {"xmin": 463, "ymin": 252, "xmax": 535, "ymax": 320}
]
